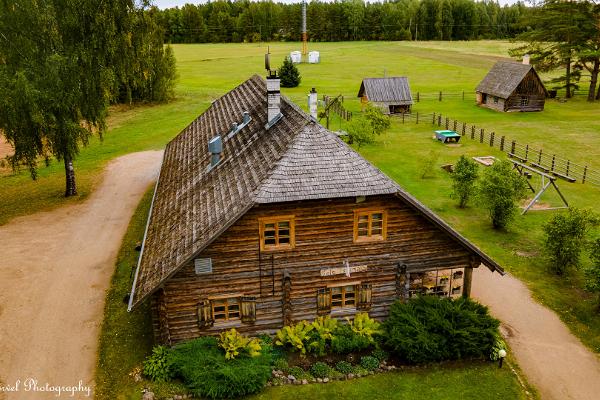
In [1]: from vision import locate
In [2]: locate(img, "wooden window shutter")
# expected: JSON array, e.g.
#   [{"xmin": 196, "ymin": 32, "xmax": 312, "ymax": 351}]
[
  {"xmin": 197, "ymin": 299, "xmax": 214, "ymax": 328},
  {"xmin": 241, "ymin": 296, "xmax": 257, "ymax": 323},
  {"xmin": 357, "ymin": 283, "xmax": 373, "ymax": 311},
  {"xmin": 316, "ymin": 288, "xmax": 331, "ymax": 315}
]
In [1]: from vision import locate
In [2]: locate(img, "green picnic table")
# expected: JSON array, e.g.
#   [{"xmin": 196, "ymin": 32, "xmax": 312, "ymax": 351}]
[{"xmin": 435, "ymin": 130, "xmax": 461, "ymax": 143}]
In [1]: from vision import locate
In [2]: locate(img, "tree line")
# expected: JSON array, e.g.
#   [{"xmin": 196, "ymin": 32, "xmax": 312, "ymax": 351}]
[
  {"xmin": 154, "ymin": 0, "xmax": 530, "ymax": 44},
  {"xmin": 512, "ymin": 0, "xmax": 600, "ymax": 102},
  {"xmin": 0, "ymin": 0, "xmax": 177, "ymax": 196}
]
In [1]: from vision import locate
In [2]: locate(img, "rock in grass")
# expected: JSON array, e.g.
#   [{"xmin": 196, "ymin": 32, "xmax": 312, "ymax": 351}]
[
  {"xmin": 142, "ymin": 392, "xmax": 155, "ymax": 400},
  {"xmin": 323, "ymin": 378, "xmax": 329, "ymax": 383},
  {"xmin": 302, "ymin": 379, "xmax": 308, "ymax": 385}
]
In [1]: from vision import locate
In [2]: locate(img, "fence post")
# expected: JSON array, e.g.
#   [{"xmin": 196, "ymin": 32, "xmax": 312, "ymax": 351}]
[
  {"xmin": 438, "ymin": 115, "xmax": 442, "ymax": 127},
  {"xmin": 417, "ymin": 92, "xmax": 420, "ymax": 102},
  {"xmin": 583, "ymin": 166, "xmax": 587, "ymax": 183},
  {"xmin": 432, "ymin": 112, "xmax": 436, "ymax": 125},
  {"xmin": 462, "ymin": 90, "xmax": 465, "ymax": 101},
  {"xmin": 551, "ymin": 155, "xmax": 555, "ymax": 171},
  {"xmin": 471, "ymin": 126, "xmax": 476, "ymax": 140},
  {"xmin": 462, "ymin": 122, "xmax": 466, "ymax": 136},
  {"xmin": 480, "ymin": 128, "xmax": 484, "ymax": 144},
  {"xmin": 489, "ymin": 132, "xmax": 495, "ymax": 147},
  {"xmin": 416, "ymin": 112, "xmax": 419, "ymax": 124},
  {"xmin": 538, "ymin": 149, "xmax": 542, "ymax": 164},
  {"xmin": 500, "ymin": 136, "xmax": 505, "ymax": 151},
  {"xmin": 445, "ymin": 117, "xmax": 449, "ymax": 130},
  {"xmin": 525, "ymin": 144, "xmax": 529, "ymax": 161},
  {"xmin": 453, "ymin": 120, "xmax": 457, "ymax": 131},
  {"xmin": 402, "ymin": 112, "xmax": 405, "ymax": 124},
  {"xmin": 439, "ymin": 91, "xmax": 442, "ymax": 101},
  {"xmin": 511, "ymin": 140, "xmax": 516, "ymax": 154}
]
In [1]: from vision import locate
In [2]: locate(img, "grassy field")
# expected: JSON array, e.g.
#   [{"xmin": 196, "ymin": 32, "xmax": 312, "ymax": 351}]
[
  {"xmin": 95, "ymin": 185, "xmax": 534, "ymax": 400},
  {"xmin": 3, "ymin": 40, "xmax": 600, "ymax": 388}
]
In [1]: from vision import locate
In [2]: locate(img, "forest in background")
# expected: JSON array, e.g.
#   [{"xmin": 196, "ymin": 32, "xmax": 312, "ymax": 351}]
[{"xmin": 152, "ymin": 0, "xmax": 530, "ymax": 43}]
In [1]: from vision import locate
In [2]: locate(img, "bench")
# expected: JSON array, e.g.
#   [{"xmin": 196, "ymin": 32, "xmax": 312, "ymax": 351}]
[
  {"xmin": 551, "ymin": 171, "xmax": 576, "ymax": 183},
  {"xmin": 508, "ymin": 153, "xmax": 527, "ymax": 163},
  {"xmin": 529, "ymin": 162, "xmax": 550, "ymax": 173}
]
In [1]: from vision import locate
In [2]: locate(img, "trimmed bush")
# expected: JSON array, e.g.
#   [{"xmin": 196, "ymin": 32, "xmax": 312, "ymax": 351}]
[
  {"xmin": 172, "ymin": 337, "xmax": 272, "ymax": 399},
  {"xmin": 371, "ymin": 348, "xmax": 389, "ymax": 363},
  {"xmin": 360, "ymin": 356, "xmax": 379, "ymax": 371},
  {"xmin": 143, "ymin": 345, "xmax": 175, "ymax": 382},
  {"xmin": 331, "ymin": 323, "xmax": 373, "ymax": 354},
  {"xmin": 335, "ymin": 360, "xmax": 353, "ymax": 374},
  {"xmin": 310, "ymin": 361, "xmax": 330, "ymax": 378},
  {"xmin": 272, "ymin": 357, "xmax": 289, "ymax": 372},
  {"xmin": 382, "ymin": 296, "xmax": 500, "ymax": 364}
]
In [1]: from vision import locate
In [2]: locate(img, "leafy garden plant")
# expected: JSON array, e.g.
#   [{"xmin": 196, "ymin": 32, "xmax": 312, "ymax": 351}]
[
  {"xmin": 143, "ymin": 345, "xmax": 175, "ymax": 382},
  {"xmin": 360, "ymin": 355, "xmax": 380, "ymax": 371},
  {"xmin": 347, "ymin": 312, "xmax": 382, "ymax": 341},
  {"xmin": 218, "ymin": 328, "xmax": 262, "ymax": 360},
  {"xmin": 275, "ymin": 320, "xmax": 314, "ymax": 354},
  {"xmin": 310, "ymin": 361, "xmax": 330, "ymax": 378}
]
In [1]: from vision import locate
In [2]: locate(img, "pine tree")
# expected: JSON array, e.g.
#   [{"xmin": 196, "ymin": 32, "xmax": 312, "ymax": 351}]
[{"xmin": 279, "ymin": 57, "xmax": 301, "ymax": 88}]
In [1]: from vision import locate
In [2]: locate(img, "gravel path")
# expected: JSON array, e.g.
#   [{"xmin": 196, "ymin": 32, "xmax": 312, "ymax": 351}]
[
  {"xmin": 0, "ymin": 151, "xmax": 162, "ymax": 399},
  {"xmin": 473, "ymin": 267, "xmax": 600, "ymax": 400}
]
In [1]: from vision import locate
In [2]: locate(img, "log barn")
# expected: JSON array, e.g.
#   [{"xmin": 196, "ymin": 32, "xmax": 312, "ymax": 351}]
[
  {"xmin": 357, "ymin": 77, "xmax": 413, "ymax": 114},
  {"xmin": 476, "ymin": 61, "xmax": 548, "ymax": 112},
  {"xmin": 128, "ymin": 73, "xmax": 504, "ymax": 345}
]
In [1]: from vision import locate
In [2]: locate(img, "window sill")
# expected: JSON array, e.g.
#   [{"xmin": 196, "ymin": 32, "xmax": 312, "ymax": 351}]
[
  {"xmin": 261, "ymin": 245, "xmax": 295, "ymax": 252},
  {"xmin": 330, "ymin": 307, "xmax": 358, "ymax": 317},
  {"xmin": 353, "ymin": 236, "xmax": 385, "ymax": 244}
]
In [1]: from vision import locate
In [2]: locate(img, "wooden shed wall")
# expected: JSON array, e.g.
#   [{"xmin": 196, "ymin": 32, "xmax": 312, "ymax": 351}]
[{"xmin": 154, "ymin": 194, "xmax": 474, "ymax": 344}]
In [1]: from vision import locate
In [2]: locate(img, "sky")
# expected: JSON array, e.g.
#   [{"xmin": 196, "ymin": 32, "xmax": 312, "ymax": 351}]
[{"xmin": 153, "ymin": 0, "xmax": 525, "ymax": 9}]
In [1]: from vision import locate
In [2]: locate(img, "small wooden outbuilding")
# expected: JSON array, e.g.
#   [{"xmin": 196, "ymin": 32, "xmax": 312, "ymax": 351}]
[
  {"xmin": 128, "ymin": 74, "xmax": 504, "ymax": 346},
  {"xmin": 476, "ymin": 61, "xmax": 548, "ymax": 112},
  {"xmin": 358, "ymin": 77, "xmax": 413, "ymax": 114}
]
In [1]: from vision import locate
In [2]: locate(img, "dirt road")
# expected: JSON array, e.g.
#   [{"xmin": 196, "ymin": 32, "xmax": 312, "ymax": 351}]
[
  {"xmin": 0, "ymin": 151, "xmax": 162, "ymax": 399},
  {"xmin": 473, "ymin": 267, "xmax": 600, "ymax": 400}
]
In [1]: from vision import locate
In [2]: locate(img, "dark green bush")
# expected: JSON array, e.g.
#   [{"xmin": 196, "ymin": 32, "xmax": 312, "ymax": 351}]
[
  {"xmin": 171, "ymin": 337, "xmax": 272, "ymax": 399},
  {"xmin": 371, "ymin": 349, "xmax": 388, "ymax": 363},
  {"xmin": 382, "ymin": 296, "xmax": 500, "ymax": 364},
  {"xmin": 331, "ymin": 324, "xmax": 373, "ymax": 354},
  {"xmin": 335, "ymin": 360, "xmax": 354, "ymax": 374},
  {"xmin": 310, "ymin": 361, "xmax": 330, "ymax": 378},
  {"xmin": 142, "ymin": 345, "xmax": 175, "ymax": 382},
  {"xmin": 360, "ymin": 356, "xmax": 379, "ymax": 371},
  {"xmin": 288, "ymin": 366, "xmax": 310, "ymax": 379}
]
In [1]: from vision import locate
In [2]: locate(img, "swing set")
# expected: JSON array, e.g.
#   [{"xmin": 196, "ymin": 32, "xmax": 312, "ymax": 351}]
[{"xmin": 510, "ymin": 160, "xmax": 569, "ymax": 214}]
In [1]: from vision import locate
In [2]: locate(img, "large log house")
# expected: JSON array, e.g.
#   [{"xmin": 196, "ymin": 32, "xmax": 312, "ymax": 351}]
[{"xmin": 128, "ymin": 73, "xmax": 504, "ymax": 345}]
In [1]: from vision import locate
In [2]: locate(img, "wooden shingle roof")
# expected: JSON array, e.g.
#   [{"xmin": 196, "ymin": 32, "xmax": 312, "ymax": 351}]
[
  {"xmin": 357, "ymin": 77, "xmax": 413, "ymax": 105},
  {"xmin": 129, "ymin": 75, "xmax": 503, "ymax": 309},
  {"xmin": 476, "ymin": 61, "xmax": 547, "ymax": 99}
]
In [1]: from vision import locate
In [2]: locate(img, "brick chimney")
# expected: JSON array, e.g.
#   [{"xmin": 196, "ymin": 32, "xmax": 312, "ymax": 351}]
[
  {"xmin": 265, "ymin": 71, "xmax": 282, "ymax": 129},
  {"xmin": 523, "ymin": 54, "xmax": 530, "ymax": 65}
]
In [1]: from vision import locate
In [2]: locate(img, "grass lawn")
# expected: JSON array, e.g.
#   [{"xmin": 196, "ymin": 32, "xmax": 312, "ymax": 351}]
[
  {"xmin": 95, "ymin": 187, "xmax": 534, "ymax": 399},
  {"xmin": 3, "ymin": 39, "xmax": 599, "ymax": 393}
]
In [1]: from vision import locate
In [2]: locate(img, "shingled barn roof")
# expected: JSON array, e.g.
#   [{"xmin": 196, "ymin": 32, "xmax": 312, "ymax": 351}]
[
  {"xmin": 476, "ymin": 61, "xmax": 547, "ymax": 99},
  {"xmin": 129, "ymin": 75, "xmax": 503, "ymax": 310},
  {"xmin": 357, "ymin": 77, "xmax": 413, "ymax": 105}
]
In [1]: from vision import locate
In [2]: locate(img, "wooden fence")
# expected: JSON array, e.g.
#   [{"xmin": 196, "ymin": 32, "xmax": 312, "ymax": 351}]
[{"xmin": 394, "ymin": 111, "xmax": 600, "ymax": 187}]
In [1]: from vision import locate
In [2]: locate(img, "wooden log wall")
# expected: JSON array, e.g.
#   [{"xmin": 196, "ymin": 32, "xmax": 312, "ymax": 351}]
[{"xmin": 155, "ymin": 194, "xmax": 475, "ymax": 344}]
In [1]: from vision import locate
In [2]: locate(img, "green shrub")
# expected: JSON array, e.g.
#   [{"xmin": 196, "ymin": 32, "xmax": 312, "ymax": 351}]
[
  {"xmin": 272, "ymin": 358, "xmax": 289, "ymax": 372},
  {"xmin": 335, "ymin": 360, "xmax": 353, "ymax": 374},
  {"xmin": 310, "ymin": 361, "xmax": 330, "ymax": 378},
  {"xmin": 382, "ymin": 296, "xmax": 500, "ymax": 364},
  {"xmin": 279, "ymin": 56, "xmax": 301, "ymax": 88},
  {"xmin": 275, "ymin": 320, "xmax": 314, "ymax": 354},
  {"xmin": 331, "ymin": 324, "xmax": 373, "ymax": 354},
  {"xmin": 143, "ymin": 345, "xmax": 175, "ymax": 382},
  {"xmin": 585, "ymin": 237, "xmax": 600, "ymax": 312},
  {"xmin": 451, "ymin": 155, "xmax": 479, "ymax": 208},
  {"xmin": 218, "ymin": 328, "xmax": 262, "ymax": 360},
  {"xmin": 288, "ymin": 366, "xmax": 309, "ymax": 379},
  {"xmin": 371, "ymin": 349, "xmax": 389, "ymax": 363},
  {"xmin": 489, "ymin": 334, "xmax": 508, "ymax": 361},
  {"xmin": 543, "ymin": 208, "xmax": 598, "ymax": 275},
  {"xmin": 360, "ymin": 356, "xmax": 379, "ymax": 371},
  {"xmin": 477, "ymin": 160, "xmax": 527, "ymax": 229},
  {"xmin": 172, "ymin": 337, "xmax": 272, "ymax": 399},
  {"xmin": 308, "ymin": 316, "xmax": 339, "ymax": 356}
]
